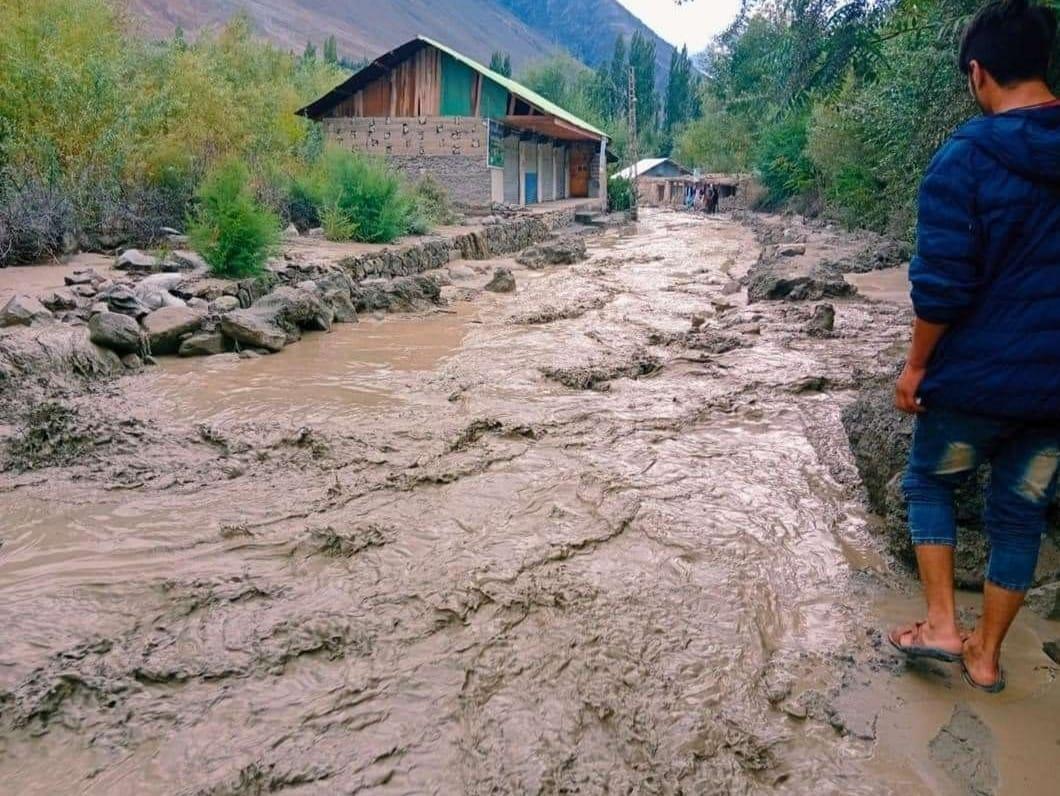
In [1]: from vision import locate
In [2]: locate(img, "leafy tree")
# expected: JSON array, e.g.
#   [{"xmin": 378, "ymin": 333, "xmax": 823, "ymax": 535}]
[
  {"xmin": 628, "ymin": 31, "xmax": 658, "ymax": 133},
  {"xmin": 323, "ymin": 35, "xmax": 338, "ymax": 65},
  {"xmin": 665, "ymin": 45, "xmax": 697, "ymax": 133},
  {"xmin": 302, "ymin": 40, "xmax": 317, "ymax": 62},
  {"xmin": 489, "ymin": 50, "xmax": 512, "ymax": 77},
  {"xmin": 608, "ymin": 34, "xmax": 628, "ymax": 120}
]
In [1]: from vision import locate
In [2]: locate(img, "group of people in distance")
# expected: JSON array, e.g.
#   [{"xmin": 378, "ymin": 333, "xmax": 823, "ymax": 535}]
[{"xmin": 684, "ymin": 182, "xmax": 720, "ymax": 214}]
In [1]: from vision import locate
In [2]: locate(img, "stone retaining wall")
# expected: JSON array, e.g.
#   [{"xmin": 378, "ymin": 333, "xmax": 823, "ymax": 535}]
[{"xmin": 335, "ymin": 208, "xmax": 578, "ymax": 282}]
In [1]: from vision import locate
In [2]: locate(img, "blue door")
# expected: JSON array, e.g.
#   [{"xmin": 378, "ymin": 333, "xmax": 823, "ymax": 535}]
[{"xmin": 525, "ymin": 172, "xmax": 538, "ymax": 205}]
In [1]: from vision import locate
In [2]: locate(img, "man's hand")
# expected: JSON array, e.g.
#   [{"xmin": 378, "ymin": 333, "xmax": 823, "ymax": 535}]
[{"xmin": 895, "ymin": 363, "xmax": 927, "ymax": 414}]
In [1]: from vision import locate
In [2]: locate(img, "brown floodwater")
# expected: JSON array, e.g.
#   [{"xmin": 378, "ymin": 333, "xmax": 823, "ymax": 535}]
[
  {"xmin": 0, "ymin": 254, "xmax": 117, "ymax": 306},
  {"xmin": 0, "ymin": 211, "xmax": 1056, "ymax": 794}
]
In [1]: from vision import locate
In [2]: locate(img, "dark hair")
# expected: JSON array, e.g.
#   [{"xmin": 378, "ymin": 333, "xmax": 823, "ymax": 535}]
[{"xmin": 959, "ymin": 0, "xmax": 1058, "ymax": 85}]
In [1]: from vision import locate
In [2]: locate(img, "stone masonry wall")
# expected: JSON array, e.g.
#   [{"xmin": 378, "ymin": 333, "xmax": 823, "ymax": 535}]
[
  {"xmin": 389, "ymin": 154, "xmax": 492, "ymax": 208},
  {"xmin": 324, "ymin": 116, "xmax": 492, "ymax": 207},
  {"xmin": 335, "ymin": 208, "xmax": 579, "ymax": 282}
]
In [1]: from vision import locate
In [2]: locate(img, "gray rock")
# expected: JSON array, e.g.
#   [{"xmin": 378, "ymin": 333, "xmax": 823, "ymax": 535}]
[
  {"xmin": 1, "ymin": 295, "xmax": 54, "ymax": 327},
  {"xmin": 64, "ymin": 268, "xmax": 105, "ymax": 287},
  {"xmin": 115, "ymin": 249, "xmax": 160, "ymax": 273},
  {"xmin": 178, "ymin": 331, "xmax": 227, "ymax": 357},
  {"xmin": 39, "ymin": 288, "xmax": 78, "ymax": 312},
  {"xmin": 296, "ymin": 279, "xmax": 319, "ymax": 294},
  {"xmin": 160, "ymin": 226, "xmax": 183, "ymax": 236},
  {"xmin": 485, "ymin": 267, "xmax": 516, "ymax": 294},
  {"xmin": 721, "ymin": 279, "xmax": 743, "ymax": 296},
  {"xmin": 747, "ymin": 258, "xmax": 854, "ymax": 302},
  {"xmin": 221, "ymin": 286, "xmax": 332, "ymax": 353},
  {"xmin": 306, "ymin": 227, "xmax": 324, "ymax": 239},
  {"xmin": 209, "ymin": 295, "xmax": 241, "ymax": 314},
  {"xmin": 1026, "ymin": 581, "xmax": 1060, "ymax": 620},
  {"xmin": 102, "ymin": 285, "xmax": 151, "ymax": 319},
  {"xmin": 88, "ymin": 311, "xmax": 146, "ymax": 355},
  {"xmin": 806, "ymin": 303, "xmax": 836, "ymax": 337},
  {"xmin": 70, "ymin": 284, "xmax": 97, "ymax": 299},
  {"xmin": 89, "ymin": 302, "xmax": 108, "ymax": 316},
  {"xmin": 142, "ymin": 306, "xmax": 205, "ymax": 355},
  {"xmin": 121, "ymin": 353, "xmax": 143, "ymax": 370},
  {"xmin": 284, "ymin": 223, "xmax": 301, "ymax": 239},
  {"xmin": 238, "ymin": 349, "xmax": 262, "ymax": 360},
  {"xmin": 351, "ymin": 275, "xmax": 442, "ymax": 313},
  {"xmin": 516, "ymin": 236, "xmax": 588, "ymax": 269},
  {"xmin": 187, "ymin": 297, "xmax": 209, "ymax": 311},
  {"xmin": 1044, "ymin": 640, "xmax": 1060, "ymax": 664},
  {"xmin": 777, "ymin": 243, "xmax": 807, "ymax": 257},
  {"xmin": 170, "ymin": 250, "xmax": 208, "ymax": 272},
  {"xmin": 448, "ymin": 264, "xmax": 476, "ymax": 280}
]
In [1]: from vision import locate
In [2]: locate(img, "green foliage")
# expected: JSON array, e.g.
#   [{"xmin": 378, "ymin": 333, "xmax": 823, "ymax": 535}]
[
  {"xmin": 188, "ymin": 160, "xmax": 280, "ymax": 278},
  {"xmin": 489, "ymin": 51, "xmax": 512, "ymax": 78},
  {"xmin": 629, "ymin": 32, "xmax": 658, "ymax": 133},
  {"xmin": 665, "ymin": 46, "xmax": 698, "ymax": 133},
  {"xmin": 754, "ymin": 112, "xmax": 817, "ymax": 206},
  {"xmin": 0, "ymin": 0, "xmax": 347, "ymax": 263},
  {"xmin": 607, "ymin": 175, "xmax": 635, "ymax": 212},
  {"xmin": 411, "ymin": 174, "xmax": 460, "ymax": 227},
  {"xmin": 320, "ymin": 203, "xmax": 358, "ymax": 242},
  {"xmin": 312, "ymin": 149, "xmax": 414, "ymax": 244}
]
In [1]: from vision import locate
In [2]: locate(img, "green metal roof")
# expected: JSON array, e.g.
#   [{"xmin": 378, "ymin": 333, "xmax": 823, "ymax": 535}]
[
  {"xmin": 298, "ymin": 36, "xmax": 608, "ymax": 141},
  {"xmin": 416, "ymin": 36, "xmax": 608, "ymax": 140}
]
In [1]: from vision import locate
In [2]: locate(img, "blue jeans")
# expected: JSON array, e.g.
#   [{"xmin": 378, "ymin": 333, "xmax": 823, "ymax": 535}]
[{"xmin": 902, "ymin": 408, "xmax": 1060, "ymax": 591}]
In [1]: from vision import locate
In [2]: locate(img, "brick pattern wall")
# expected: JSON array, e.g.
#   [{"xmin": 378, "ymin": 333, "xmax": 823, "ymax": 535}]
[{"xmin": 323, "ymin": 116, "xmax": 485, "ymax": 157}]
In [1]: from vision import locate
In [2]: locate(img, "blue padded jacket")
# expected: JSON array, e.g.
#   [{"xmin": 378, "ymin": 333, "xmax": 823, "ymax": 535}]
[{"xmin": 911, "ymin": 103, "xmax": 1060, "ymax": 422}]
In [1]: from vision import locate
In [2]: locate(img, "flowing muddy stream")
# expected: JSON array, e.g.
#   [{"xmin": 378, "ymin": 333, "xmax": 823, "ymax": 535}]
[{"xmin": 1, "ymin": 211, "xmax": 1057, "ymax": 794}]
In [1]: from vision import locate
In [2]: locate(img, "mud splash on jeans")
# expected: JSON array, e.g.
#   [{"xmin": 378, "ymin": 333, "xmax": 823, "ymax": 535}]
[{"xmin": 1, "ymin": 211, "xmax": 1056, "ymax": 794}]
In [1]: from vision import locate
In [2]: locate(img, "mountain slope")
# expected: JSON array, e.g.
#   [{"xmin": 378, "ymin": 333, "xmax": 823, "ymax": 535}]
[{"xmin": 125, "ymin": 0, "xmax": 672, "ymax": 75}]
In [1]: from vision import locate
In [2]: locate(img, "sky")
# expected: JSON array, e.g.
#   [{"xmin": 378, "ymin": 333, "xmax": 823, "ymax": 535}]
[{"xmin": 616, "ymin": 0, "xmax": 742, "ymax": 53}]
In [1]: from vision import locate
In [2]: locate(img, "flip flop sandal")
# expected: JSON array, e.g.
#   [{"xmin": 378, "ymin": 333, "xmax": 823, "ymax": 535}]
[
  {"xmin": 887, "ymin": 622, "xmax": 962, "ymax": 663},
  {"xmin": 961, "ymin": 660, "xmax": 1006, "ymax": 694}
]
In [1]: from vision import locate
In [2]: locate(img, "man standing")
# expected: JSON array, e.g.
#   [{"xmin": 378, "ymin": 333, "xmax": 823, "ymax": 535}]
[{"xmin": 889, "ymin": 0, "xmax": 1060, "ymax": 693}]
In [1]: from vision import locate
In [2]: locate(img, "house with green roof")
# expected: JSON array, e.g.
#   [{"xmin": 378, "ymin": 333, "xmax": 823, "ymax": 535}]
[{"xmin": 299, "ymin": 36, "xmax": 610, "ymax": 210}]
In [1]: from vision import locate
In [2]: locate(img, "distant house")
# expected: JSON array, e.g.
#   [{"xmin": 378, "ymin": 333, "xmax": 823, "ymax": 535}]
[
  {"xmin": 299, "ymin": 36, "xmax": 610, "ymax": 210},
  {"xmin": 612, "ymin": 158, "xmax": 692, "ymax": 181}
]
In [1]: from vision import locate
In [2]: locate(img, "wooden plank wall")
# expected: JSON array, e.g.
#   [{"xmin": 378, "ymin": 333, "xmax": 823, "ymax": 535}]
[
  {"xmin": 323, "ymin": 117, "xmax": 485, "ymax": 157},
  {"xmin": 333, "ymin": 48, "xmax": 441, "ymax": 118}
]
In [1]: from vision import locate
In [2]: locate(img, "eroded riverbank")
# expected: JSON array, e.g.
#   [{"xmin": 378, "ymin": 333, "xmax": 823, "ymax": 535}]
[{"xmin": 1, "ymin": 210, "xmax": 1057, "ymax": 794}]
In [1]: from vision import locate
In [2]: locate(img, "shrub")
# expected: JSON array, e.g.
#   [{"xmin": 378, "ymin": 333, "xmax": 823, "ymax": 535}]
[
  {"xmin": 0, "ymin": 171, "xmax": 77, "ymax": 265},
  {"xmin": 753, "ymin": 113, "xmax": 817, "ymax": 207},
  {"xmin": 187, "ymin": 160, "xmax": 280, "ymax": 278},
  {"xmin": 320, "ymin": 203, "xmax": 357, "ymax": 241},
  {"xmin": 608, "ymin": 175, "xmax": 635, "ymax": 212},
  {"xmin": 315, "ymin": 149, "xmax": 414, "ymax": 243},
  {"xmin": 411, "ymin": 174, "xmax": 458, "ymax": 227}
]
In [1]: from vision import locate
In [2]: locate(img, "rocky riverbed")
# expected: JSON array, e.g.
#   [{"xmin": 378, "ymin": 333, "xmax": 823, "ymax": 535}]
[{"xmin": 0, "ymin": 210, "xmax": 1057, "ymax": 794}]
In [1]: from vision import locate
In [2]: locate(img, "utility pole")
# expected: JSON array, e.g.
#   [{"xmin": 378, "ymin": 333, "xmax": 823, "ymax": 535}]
[{"xmin": 627, "ymin": 65, "xmax": 639, "ymax": 220}]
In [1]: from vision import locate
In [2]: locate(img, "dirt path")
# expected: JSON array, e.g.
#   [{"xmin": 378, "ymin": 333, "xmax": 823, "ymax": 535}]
[{"xmin": 0, "ymin": 211, "xmax": 1056, "ymax": 794}]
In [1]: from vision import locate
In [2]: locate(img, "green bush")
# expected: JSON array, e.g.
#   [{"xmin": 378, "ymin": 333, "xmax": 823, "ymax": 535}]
[
  {"xmin": 188, "ymin": 160, "xmax": 280, "ymax": 278},
  {"xmin": 411, "ymin": 174, "xmax": 459, "ymax": 227},
  {"xmin": 314, "ymin": 149, "xmax": 414, "ymax": 243},
  {"xmin": 320, "ymin": 203, "xmax": 357, "ymax": 241},
  {"xmin": 753, "ymin": 113, "xmax": 817, "ymax": 207},
  {"xmin": 608, "ymin": 175, "xmax": 635, "ymax": 212}
]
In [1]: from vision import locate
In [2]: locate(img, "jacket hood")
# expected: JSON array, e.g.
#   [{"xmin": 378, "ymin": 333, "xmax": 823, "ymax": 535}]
[{"xmin": 954, "ymin": 104, "xmax": 1060, "ymax": 186}]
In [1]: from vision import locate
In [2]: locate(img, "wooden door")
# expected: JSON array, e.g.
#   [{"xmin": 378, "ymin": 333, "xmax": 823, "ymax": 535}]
[{"xmin": 570, "ymin": 147, "xmax": 590, "ymax": 198}]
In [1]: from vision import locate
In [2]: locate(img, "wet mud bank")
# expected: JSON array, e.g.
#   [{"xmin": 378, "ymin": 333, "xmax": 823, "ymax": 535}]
[{"xmin": 1, "ymin": 210, "xmax": 1057, "ymax": 794}]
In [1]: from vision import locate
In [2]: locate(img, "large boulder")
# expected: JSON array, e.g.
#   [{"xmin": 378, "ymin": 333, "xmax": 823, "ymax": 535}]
[
  {"xmin": 485, "ymin": 267, "xmax": 516, "ymax": 294},
  {"xmin": 220, "ymin": 286, "xmax": 332, "ymax": 353},
  {"xmin": 350, "ymin": 274, "xmax": 443, "ymax": 313},
  {"xmin": 1, "ymin": 295, "xmax": 53, "ymax": 327},
  {"xmin": 142, "ymin": 306, "xmax": 205, "ymax": 355},
  {"xmin": 101, "ymin": 285, "xmax": 151, "ymax": 319},
  {"xmin": 115, "ymin": 249, "xmax": 160, "ymax": 274},
  {"xmin": 39, "ymin": 287, "xmax": 78, "ymax": 312},
  {"xmin": 842, "ymin": 375, "xmax": 1060, "ymax": 589},
  {"xmin": 747, "ymin": 256, "xmax": 854, "ymax": 302},
  {"xmin": 88, "ymin": 311, "xmax": 146, "ymax": 356},
  {"xmin": 315, "ymin": 270, "xmax": 359, "ymax": 323},
  {"xmin": 515, "ymin": 236, "xmax": 588, "ymax": 269},
  {"xmin": 135, "ymin": 272, "xmax": 187, "ymax": 312},
  {"xmin": 0, "ymin": 325, "xmax": 123, "ymax": 392},
  {"xmin": 178, "ymin": 331, "xmax": 227, "ymax": 358}
]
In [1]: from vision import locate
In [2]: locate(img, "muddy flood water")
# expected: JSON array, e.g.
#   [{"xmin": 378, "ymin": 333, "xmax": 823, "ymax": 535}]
[{"xmin": 1, "ymin": 211, "xmax": 1057, "ymax": 794}]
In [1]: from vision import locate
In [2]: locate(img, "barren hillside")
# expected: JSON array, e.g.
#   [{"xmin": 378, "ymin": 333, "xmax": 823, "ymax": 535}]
[{"xmin": 124, "ymin": 0, "xmax": 672, "ymax": 74}]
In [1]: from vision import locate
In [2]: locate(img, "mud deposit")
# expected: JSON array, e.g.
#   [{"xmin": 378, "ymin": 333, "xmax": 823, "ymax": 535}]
[{"xmin": 1, "ymin": 211, "xmax": 1057, "ymax": 794}]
